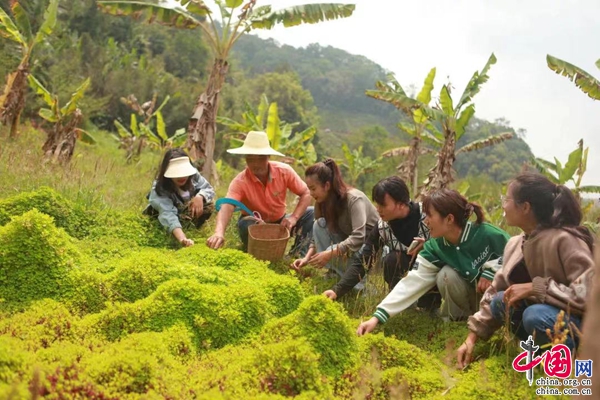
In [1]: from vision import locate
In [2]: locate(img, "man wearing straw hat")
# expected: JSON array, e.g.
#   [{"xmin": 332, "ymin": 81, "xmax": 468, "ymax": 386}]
[{"xmin": 207, "ymin": 131, "xmax": 314, "ymax": 256}]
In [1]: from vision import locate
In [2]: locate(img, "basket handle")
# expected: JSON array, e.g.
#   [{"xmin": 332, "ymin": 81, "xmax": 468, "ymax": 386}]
[
  {"xmin": 215, "ymin": 198, "xmax": 254, "ymax": 215},
  {"xmin": 216, "ymin": 198, "xmax": 264, "ymax": 223}
]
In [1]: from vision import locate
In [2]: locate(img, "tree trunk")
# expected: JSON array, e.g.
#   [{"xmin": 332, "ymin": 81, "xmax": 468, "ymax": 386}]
[
  {"xmin": 0, "ymin": 64, "xmax": 29, "ymax": 139},
  {"xmin": 186, "ymin": 58, "xmax": 229, "ymax": 181},
  {"xmin": 43, "ymin": 109, "xmax": 82, "ymax": 164},
  {"xmin": 419, "ymin": 132, "xmax": 456, "ymax": 198},
  {"xmin": 397, "ymin": 137, "xmax": 421, "ymax": 198}
]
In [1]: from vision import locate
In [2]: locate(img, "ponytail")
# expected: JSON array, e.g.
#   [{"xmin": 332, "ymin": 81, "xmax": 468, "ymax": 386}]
[
  {"xmin": 423, "ymin": 189, "xmax": 486, "ymax": 228},
  {"xmin": 466, "ymin": 202, "xmax": 485, "ymax": 225},
  {"xmin": 511, "ymin": 173, "xmax": 594, "ymax": 251},
  {"xmin": 551, "ymin": 184, "xmax": 582, "ymax": 227}
]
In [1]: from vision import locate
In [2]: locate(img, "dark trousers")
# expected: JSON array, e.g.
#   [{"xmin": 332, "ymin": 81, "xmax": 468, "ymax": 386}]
[
  {"xmin": 382, "ymin": 250, "xmax": 411, "ymax": 291},
  {"xmin": 237, "ymin": 206, "xmax": 315, "ymax": 257},
  {"xmin": 384, "ymin": 250, "xmax": 442, "ymax": 310}
]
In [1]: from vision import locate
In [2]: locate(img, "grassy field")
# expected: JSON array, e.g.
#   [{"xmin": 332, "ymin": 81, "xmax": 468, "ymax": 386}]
[{"xmin": 0, "ymin": 125, "xmax": 568, "ymax": 399}]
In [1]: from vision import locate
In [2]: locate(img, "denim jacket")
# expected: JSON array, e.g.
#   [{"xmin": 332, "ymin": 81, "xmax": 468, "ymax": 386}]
[{"xmin": 148, "ymin": 171, "xmax": 216, "ymax": 233}]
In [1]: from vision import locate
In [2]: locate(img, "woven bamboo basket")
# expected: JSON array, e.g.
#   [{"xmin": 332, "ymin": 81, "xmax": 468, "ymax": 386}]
[{"xmin": 248, "ymin": 223, "xmax": 290, "ymax": 262}]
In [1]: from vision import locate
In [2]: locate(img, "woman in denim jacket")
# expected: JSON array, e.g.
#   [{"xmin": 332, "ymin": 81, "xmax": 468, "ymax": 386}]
[{"xmin": 146, "ymin": 148, "xmax": 215, "ymax": 246}]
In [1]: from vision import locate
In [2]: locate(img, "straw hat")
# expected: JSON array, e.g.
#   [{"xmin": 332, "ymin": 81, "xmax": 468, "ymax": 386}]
[
  {"xmin": 164, "ymin": 156, "xmax": 197, "ymax": 178},
  {"xmin": 226, "ymin": 131, "xmax": 285, "ymax": 157}
]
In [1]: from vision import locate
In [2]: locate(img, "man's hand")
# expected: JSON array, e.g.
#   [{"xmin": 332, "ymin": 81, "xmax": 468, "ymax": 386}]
[
  {"xmin": 180, "ymin": 238, "xmax": 194, "ymax": 247},
  {"xmin": 281, "ymin": 215, "xmax": 298, "ymax": 231},
  {"xmin": 291, "ymin": 257, "xmax": 309, "ymax": 271},
  {"xmin": 477, "ymin": 277, "xmax": 493, "ymax": 294},
  {"xmin": 308, "ymin": 250, "xmax": 333, "ymax": 268},
  {"xmin": 504, "ymin": 282, "xmax": 534, "ymax": 307},
  {"xmin": 323, "ymin": 290, "xmax": 337, "ymax": 300},
  {"xmin": 457, "ymin": 332, "xmax": 478, "ymax": 369},
  {"xmin": 206, "ymin": 234, "xmax": 225, "ymax": 249},
  {"xmin": 189, "ymin": 195, "xmax": 204, "ymax": 218},
  {"xmin": 357, "ymin": 317, "xmax": 379, "ymax": 336}
]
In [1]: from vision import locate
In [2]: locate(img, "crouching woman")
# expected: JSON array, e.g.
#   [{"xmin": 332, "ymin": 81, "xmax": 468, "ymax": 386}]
[
  {"xmin": 146, "ymin": 148, "xmax": 215, "ymax": 247},
  {"xmin": 457, "ymin": 173, "xmax": 595, "ymax": 368},
  {"xmin": 357, "ymin": 189, "xmax": 510, "ymax": 335}
]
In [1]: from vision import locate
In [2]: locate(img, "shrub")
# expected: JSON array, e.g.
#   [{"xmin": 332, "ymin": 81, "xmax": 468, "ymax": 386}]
[
  {"xmin": 83, "ymin": 339, "xmax": 188, "ymax": 398},
  {"xmin": 333, "ymin": 333, "xmax": 447, "ymax": 399},
  {"xmin": 383, "ymin": 308, "xmax": 470, "ymax": 355},
  {"xmin": 445, "ymin": 356, "xmax": 535, "ymax": 399},
  {"xmin": 0, "ymin": 336, "xmax": 31, "ymax": 384},
  {"xmin": 78, "ymin": 236, "xmax": 141, "ymax": 270},
  {"xmin": 256, "ymin": 296, "xmax": 359, "ymax": 378},
  {"xmin": 107, "ymin": 248, "xmax": 189, "ymax": 302},
  {"xmin": 106, "ymin": 248, "xmax": 259, "ymax": 303},
  {"xmin": 0, "ymin": 211, "xmax": 81, "ymax": 308},
  {"xmin": 83, "ymin": 279, "xmax": 272, "ymax": 352},
  {"xmin": 63, "ymin": 268, "xmax": 112, "ymax": 315},
  {"xmin": 191, "ymin": 339, "xmax": 332, "ymax": 398},
  {"xmin": 176, "ymin": 245, "xmax": 305, "ymax": 317},
  {"xmin": 175, "ymin": 245, "xmax": 269, "ymax": 273},
  {"xmin": 87, "ymin": 210, "xmax": 170, "ymax": 248},
  {"xmin": 0, "ymin": 187, "xmax": 96, "ymax": 239},
  {"xmin": 0, "ymin": 299, "xmax": 79, "ymax": 351}
]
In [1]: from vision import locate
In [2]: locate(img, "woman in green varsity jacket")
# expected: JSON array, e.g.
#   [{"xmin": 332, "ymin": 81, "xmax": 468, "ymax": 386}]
[{"xmin": 357, "ymin": 189, "xmax": 510, "ymax": 335}]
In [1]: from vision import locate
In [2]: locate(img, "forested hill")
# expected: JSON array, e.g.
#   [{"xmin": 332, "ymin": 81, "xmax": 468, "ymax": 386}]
[
  {"xmin": 233, "ymin": 35, "xmax": 398, "ymax": 125},
  {"xmin": 0, "ymin": 0, "xmax": 534, "ymax": 182},
  {"xmin": 231, "ymin": 35, "xmax": 534, "ymax": 182}
]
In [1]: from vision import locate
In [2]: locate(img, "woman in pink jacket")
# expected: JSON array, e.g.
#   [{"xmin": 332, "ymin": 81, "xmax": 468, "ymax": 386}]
[{"xmin": 457, "ymin": 172, "xmax": 595, "ymax": 368}]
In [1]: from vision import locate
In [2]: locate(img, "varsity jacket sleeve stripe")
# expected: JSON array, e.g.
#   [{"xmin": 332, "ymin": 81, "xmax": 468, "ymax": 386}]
[
  {"xmin": 480, "ymin": 257, "xmax": 502, "ymax": 281},
  {"xmin": 374, "ymin": 254, "xmax": 439, "ymax": 322}
]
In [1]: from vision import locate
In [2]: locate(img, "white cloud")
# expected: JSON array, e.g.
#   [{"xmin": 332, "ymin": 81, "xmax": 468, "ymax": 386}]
[{"xmin": 253, "ymin": 0, "xmax": 600, "ymax": 185}]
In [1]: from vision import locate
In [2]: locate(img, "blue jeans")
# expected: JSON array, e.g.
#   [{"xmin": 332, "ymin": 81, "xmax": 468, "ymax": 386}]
[
  {"xmin": 312, "ymin": 217, "xmax": 349, "ymax": 278},
  {"xmin": 490, "ymin": 291, "xmax": 582, "ymax": 350},
  {"xmin": 237, "ymin": 206, "xmax": 314, "ymax": 257},
  {"xmin": 311, "ymin": 218, "xmax": 365, "ymax": 291}
]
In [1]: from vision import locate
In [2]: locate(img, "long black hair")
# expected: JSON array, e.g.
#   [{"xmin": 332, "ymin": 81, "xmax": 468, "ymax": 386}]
[
  {"xmin": 511, "ymin": 172, "xmax": 593, "ymax": 250},
  {"xmin": 305, "ymin": 158, "xmax": 349, "ymax": 233},
  {"xmin": 155, "ymin": 148, "xmax": 194, "ymax": 196}
]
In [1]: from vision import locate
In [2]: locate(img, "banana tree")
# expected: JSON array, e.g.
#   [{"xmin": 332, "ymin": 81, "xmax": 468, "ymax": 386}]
[
  {"xmin": 531, "ymin": 139, "xmax": 600, "ymax": 196},
  {"xmin": 547, "ymin": 55, "xmax": 600, "ymax": 101},
  {"xmin": 217, "ymin": 94, "xmax": 317, "ymax": 168},
  {"xmin": 98, "ymin": 0, "xmax": 355, "ymax": 180},
  {"xmin": 113, "ymin": 94, "xmax": 180, "ymax": 162},
  {"xmin": 0, "ymin": 0, "xmax": 58, "ymax": 138},
  {"xmin": 366, "ymin": 68, "xmax": 436, "ymax": 197},
  {"xmin": 418, "ymin": 53, "xmax": 501, "ymax": 195},
  {"xmin": 339, "ymin": 144, "xmax": 380, "ymax": 186},
  {"xmin": 27, "ymin": 75, "xmax": 95, "ymax": 163},
  {"xmin": 366, "ymin": 54, "xmax": 512, "ymax": 198}
]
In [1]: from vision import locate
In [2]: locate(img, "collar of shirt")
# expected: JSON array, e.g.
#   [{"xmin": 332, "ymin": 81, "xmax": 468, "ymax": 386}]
[{"xmin": 442, "ymin": 221, "xmax": 473, "ymax": 247}]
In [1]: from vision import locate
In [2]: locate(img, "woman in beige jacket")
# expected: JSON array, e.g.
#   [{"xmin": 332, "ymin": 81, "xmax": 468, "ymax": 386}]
[{"xmin": 457, "ymin": 172, "xmax": 595, "ymax": 368}]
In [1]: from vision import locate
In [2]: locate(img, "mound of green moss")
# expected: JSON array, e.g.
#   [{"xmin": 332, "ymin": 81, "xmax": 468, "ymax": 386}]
[
  {"xmin": 82, "ymin": 278, "xmax": 272, "ymax": 352},
  {"xmin": 256, "ymin": 296, "xmax": 359, "ymax": 379},
  {"xmin": 0, "ymin": 210, "xmax": 81, "ymax": 308},
  {"xmin": 190, "ymin": 339, "xmax": 332, "ymax": 398}
]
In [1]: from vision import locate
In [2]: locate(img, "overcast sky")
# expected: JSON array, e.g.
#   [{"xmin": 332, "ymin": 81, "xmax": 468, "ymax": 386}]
[{"xmin": 252, "ymin": 0, "xmax": 600, "ymax": 186}]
